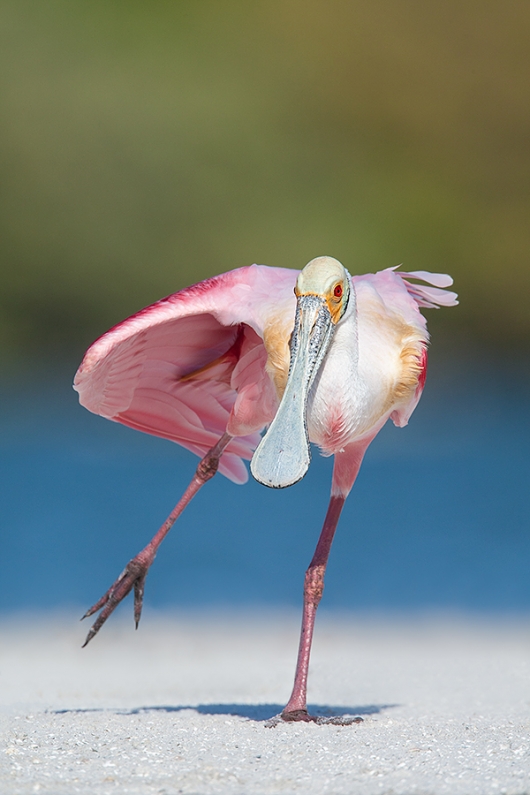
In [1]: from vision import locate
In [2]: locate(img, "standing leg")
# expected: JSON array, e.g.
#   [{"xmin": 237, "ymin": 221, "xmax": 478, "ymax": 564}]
[
  {"xmin": 81, "ymin": 432, "xmax": 232, "ymax": 647},
  {"xmin": 281, "ymin": 494, "xmax": 345, "ymax": 721},
  {"xmin": 281, "ymin": 440, "xmax": 372, "ymax": 722}
]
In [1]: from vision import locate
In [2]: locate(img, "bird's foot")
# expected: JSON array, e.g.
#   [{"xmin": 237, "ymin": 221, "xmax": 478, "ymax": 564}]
[
  {"xmin": 280, "ymin": 709, "xmax": 315, "ymax": 723},
  {"xmin": 81, "ymin": 553, "xmax": 151, "ymax": 647},
  {"xmin": 265, "ymin": 710, "xmax": 363, "ymax": 727}
]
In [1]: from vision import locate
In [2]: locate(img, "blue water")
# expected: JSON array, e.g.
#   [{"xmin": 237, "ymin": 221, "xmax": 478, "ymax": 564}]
[{"xmin": 1, "ymin": 351, "xmax": 529, "ymax": 614}]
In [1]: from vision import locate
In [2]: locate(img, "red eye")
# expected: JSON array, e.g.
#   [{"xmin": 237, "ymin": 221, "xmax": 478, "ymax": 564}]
[{"xmin": 333, "ymin": 283, "xmax": 343, "ymax": 298}]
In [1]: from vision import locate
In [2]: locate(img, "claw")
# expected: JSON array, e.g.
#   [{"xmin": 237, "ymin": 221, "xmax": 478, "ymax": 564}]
[
  {"xmin": 81, "ymin": 568, "xmax": 128, "ymax": 621},
  {"xmin": 81, "ymin": 558, "xmax": 149, "ymax": 647},
  {"xmin": 133, "ymin": 574, "xmax": 146, "ymax": 629}
]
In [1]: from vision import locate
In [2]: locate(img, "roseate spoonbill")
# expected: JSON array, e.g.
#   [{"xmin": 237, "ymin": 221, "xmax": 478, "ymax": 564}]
[{"xmin": 74, "ymin": 256, "xmax": 457, "ymax": 723}]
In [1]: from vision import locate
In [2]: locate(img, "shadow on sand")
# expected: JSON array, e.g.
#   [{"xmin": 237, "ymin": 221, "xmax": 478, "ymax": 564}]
[{"xmin": 52, "ymin": 702, "xmax": 398, "ymax": 722}]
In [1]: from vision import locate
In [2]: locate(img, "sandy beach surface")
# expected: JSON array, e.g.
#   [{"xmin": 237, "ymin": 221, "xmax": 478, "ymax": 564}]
[{"xmin": 1, "ymin": 610, "xmax": 529, "ymax": 794}]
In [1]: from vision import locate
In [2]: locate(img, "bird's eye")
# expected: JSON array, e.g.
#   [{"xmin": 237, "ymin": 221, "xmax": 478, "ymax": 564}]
[{"xmin": 333, "ymin": 283, "xmax": 343, "ymax": 299}]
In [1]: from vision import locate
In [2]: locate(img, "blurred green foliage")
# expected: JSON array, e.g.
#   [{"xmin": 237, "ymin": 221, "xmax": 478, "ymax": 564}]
[{"xmin": 1, "ymin": 0, "xmax": 529, "ymax": 361}]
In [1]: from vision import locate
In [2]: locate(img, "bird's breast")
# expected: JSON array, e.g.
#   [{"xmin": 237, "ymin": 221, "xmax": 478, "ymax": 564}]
[{"xmin": 305, "ymin": 322, "xmax": 394, "ymax": 455}]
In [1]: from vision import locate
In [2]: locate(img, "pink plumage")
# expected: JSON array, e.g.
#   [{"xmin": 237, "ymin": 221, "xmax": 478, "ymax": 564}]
[
  {"xmin": 75, "ymin": 257, "xmax": 457, "ymax": 722},
  {"xmin": 75, "ymin": 263, "xmax": 456, "ymax": 481}
]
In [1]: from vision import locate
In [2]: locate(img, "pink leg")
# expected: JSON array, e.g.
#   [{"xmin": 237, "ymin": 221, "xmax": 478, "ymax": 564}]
[
  {"xmin": 280, "ymin": 440, "xmax": 372, "ymax": 724},
  {"xmin": 81, "ymin": 433, "xmax": 232, "ymax": 647},
  {"xmin": 281, "ymin": 494, "xmax": 345, "ymax": 721}
]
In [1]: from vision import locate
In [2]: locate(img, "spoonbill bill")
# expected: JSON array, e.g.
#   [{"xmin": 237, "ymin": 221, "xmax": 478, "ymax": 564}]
[{"xmin": 74, "ymin": 256, "xmax": 457, "ymax": 723}]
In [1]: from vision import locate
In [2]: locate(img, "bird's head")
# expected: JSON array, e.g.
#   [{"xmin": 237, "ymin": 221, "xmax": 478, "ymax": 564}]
[
  {"xmin": 251, "ymin": 256, "xmax": 353, "ymax": 489},
  {"xmin": 294, "ymin": 256, "xmax": 350, "ymax": 325}
]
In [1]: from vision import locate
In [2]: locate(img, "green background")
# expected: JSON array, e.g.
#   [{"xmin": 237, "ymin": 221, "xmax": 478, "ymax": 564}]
[{"xmin": 1, "ymin": 1, "xmax": 529, "ymax": 362}]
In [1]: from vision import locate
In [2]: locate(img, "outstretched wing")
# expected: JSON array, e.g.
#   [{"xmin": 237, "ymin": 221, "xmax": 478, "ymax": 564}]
[{"xmin": 74, "ymin": 265, "xmax": 298, "ymax": 483}]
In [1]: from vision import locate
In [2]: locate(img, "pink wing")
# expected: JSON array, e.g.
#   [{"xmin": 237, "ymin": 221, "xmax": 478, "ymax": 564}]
[
  {"xmin": 353, "ymin": 267, "xmax": 457, "ymax": 427},
  {"xmin": 353, "ymin": 267, "xmax": 458, "ymax": 326},
  {"xmin": 394, "ymin": 268, "xmax": 458, "ymax": 423},
  {"xmin": 396, "ymin": 268, "xmax": 459, "ymax": 309},
  {"xmin": 74, "ymin": 265, "xmax": 298, "ymax": 484}
]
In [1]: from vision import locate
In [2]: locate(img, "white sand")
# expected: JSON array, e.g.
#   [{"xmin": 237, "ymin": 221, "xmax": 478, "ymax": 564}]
[{"xmin": 1, "ymin": 610, "xmax": 529, "ymax": 794}]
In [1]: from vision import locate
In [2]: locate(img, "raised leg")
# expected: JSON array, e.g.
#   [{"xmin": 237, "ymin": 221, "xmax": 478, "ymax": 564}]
[{"xmin": 81, "ymin": 432, "xmax": 232, "ymax": 647}]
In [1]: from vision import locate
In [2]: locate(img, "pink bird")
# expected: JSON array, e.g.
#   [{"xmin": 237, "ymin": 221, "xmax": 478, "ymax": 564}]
[{"xmin": 74, "ymin": 256, "xmax": 457, "ymax": 723}]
